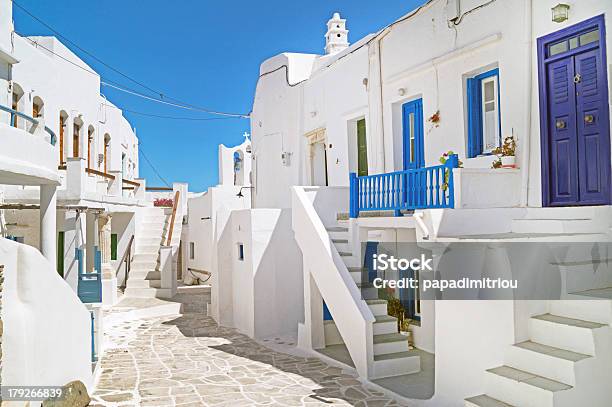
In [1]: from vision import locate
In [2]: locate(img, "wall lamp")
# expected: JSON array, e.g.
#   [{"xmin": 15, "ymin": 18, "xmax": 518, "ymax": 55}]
[
  {"xmin": 551, "ymin": 4, "xmax": 570, "ymax": 23},
  {"xmin": 236, "ymin": 186, "xmax": 254, "ymax": 198}
]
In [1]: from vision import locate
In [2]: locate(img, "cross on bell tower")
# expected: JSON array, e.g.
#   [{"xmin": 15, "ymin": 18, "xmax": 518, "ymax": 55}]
[{"xmin": 325, "ymin": 12, "xmax": 349, "ymax": 55}]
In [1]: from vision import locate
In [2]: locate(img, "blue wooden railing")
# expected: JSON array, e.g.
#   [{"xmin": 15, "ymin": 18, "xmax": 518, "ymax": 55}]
[
  {"xmin": 0, "ymin": 104, "xmax": 57, "ymax": 145},
  {"xmin": 77, "ymin": 247, "xmax": 102, "ymax": 303},
  {"xmin": 349, "ymin": 154, "xmax": 459, "ymax": 218}
]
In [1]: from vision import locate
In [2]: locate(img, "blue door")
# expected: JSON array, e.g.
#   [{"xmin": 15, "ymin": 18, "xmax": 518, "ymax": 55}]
[
  {"xmin": 402, "ymin": 99, "xmax": 424, "ymax": 170},
  {"xmin": 539, "ymin": 16, "xmax": 610, "ymax": 206}
]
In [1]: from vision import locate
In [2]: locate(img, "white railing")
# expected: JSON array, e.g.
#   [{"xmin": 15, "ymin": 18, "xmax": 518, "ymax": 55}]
[{"xmin": 292, "ymin": 186, "xmax": 375, "ymax": 378}]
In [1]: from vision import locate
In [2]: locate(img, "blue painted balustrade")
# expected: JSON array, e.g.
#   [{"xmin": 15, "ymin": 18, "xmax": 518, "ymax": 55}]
[
  {"xmin": 349, "ymin": 154, "xmax": 459, "ymax": 218},
  {"xmin": 77, "ymin": 247, "xmax": 102, "ymax": 303},
  {"xmin": 0, "ymin": 104, "xmax": 57, "ymax": 145}
]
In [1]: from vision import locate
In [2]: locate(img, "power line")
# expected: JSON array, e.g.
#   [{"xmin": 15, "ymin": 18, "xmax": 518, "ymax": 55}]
[
  {"xmin": 103, "ymin": 104, "xmax": 240, "ymax": 121},
  {"xmin": 13, "ymin": 1, "xmax": 250, "ymax": 118},
  {"xmin": 139, "ymin": 145, "xmax": 171, "ymax": 188}
]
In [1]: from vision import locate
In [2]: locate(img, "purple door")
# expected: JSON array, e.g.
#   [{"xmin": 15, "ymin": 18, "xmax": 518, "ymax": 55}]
[{"xmin": 539, "ymin": 16, "xmax": 611, "ymax": 206}]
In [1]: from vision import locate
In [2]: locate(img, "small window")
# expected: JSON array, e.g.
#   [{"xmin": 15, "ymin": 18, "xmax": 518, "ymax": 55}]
[
  {"xmin": 111, "ymin": 233, "xmax": 118, "ymax": 260},
  {"xmin": 189, "ymin": 242, "xmax": 195, "ymax": 260},
  {"xmin": 467, "ymin": 69, "xmax": 501, "ymax": 157},
  {"xmin": 238, "ymin": 243, "xmax": 244, "ymax": 261}
]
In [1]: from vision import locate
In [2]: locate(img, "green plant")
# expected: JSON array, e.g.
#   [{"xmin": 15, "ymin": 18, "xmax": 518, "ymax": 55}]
[
  {"xmin": 491, "ymin": 158, "xmax": 502, "ymax": 169},
  {"xmin": 387, "ymin": 298, "xmax": 405, "ymax": 333},
  {"xmin": 439, "ymin": 151, "xmax": 463, "ymax": 191},
  {"xmin": 492, "ymin": 136, "xmax": 516, "ymax": 157}
]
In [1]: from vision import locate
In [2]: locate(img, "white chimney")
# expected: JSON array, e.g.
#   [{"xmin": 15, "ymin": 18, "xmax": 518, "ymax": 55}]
[{"xmin": 325, "ymin": 12, "xmax": 349, "ymax": 55}]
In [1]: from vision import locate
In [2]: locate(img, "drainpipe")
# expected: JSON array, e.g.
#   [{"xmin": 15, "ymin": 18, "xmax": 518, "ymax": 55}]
[{"xmin": 519, "ymin": 0, "xmax": 533, "ymax": 207}]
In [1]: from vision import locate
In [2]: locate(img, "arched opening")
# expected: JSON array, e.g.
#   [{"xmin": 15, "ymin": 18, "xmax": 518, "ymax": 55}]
[
  {"xmin": 73, "ymin": 117, "xmax": 83, "ymax": 158},
  {"xmin": 59, "ymin": 111, "xmax": 68, "ymax": 165},
  {"xmin": 87, "ymin": 125, "xmax": 95, "ymax": 170},
  {"xmin": 11, "ymin": 83, "xmax": 24, "ymax": 128},
  {"xmin": 233, "ymin": 150, "xmax": 245, "ymax": 186},
  {"xmin": 103, "ymin": 133, "xmax": 111, "ymax": 174},
  {"xmin": 32, "ymin": 96, "xmax": 44, "ymax": 119}
]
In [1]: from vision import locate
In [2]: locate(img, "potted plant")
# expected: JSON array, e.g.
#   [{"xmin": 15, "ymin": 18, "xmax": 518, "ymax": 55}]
[{"xmin": 492, "ymin": 136, "xmax": 516, "ymax": 167}]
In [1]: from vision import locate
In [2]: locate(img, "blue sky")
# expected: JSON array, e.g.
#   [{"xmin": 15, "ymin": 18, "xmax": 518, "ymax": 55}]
[{"xmin": 13, "ymin": 0, "xmax": 425, "ymax": 191}]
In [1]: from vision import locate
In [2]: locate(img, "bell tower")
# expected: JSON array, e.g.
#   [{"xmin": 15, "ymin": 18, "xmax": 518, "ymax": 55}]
[{"xmin": 324, "ymin": 12, "xmax": 349, "ymax": 55}]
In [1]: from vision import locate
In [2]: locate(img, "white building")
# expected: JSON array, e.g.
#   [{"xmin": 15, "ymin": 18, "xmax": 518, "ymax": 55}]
[
  {"xmin": 0, "ymin": 0, "xmax": 93, "ymax": 394},
  {"xmin": 212, "ymin": 1, "xmax": 612, "ymax": 406},
  {"xmin": 0, "ymin": 0, "xmax": 188, "ymax": 395}
]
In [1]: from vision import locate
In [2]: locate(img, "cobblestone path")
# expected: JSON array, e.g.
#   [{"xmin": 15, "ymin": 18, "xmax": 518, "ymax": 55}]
[{"xmin": 91, "ymin": 292, "xmax": 406, "ymax": 407}]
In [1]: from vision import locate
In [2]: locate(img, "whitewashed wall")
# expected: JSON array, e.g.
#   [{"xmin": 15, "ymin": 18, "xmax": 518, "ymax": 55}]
[
  {"xmin": 0, "ymin": 238, "xmax": 92, "ymax": 391},
  {"xmin": 213, "ymin": 208, "xmax": 303, "ymax": 339},
  {"xmin": 9, "ymin": 34, "xmax": 139, "ymax": 185}
]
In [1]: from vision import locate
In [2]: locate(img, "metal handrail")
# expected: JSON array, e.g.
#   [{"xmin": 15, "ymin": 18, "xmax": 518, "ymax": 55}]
[
  {"xmin": 117, "ymin": 234, "xmax": 135, "ymax": 289},
  {"xmin": 0, "ymin": 104, "xmax": 57, "ymax": 145},
  {"xmin": 146, "ymin": 186, "xmax": 173, "ymax": 191}
]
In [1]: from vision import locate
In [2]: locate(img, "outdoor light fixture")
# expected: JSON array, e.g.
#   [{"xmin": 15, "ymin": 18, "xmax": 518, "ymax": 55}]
[
  {"xmin": 551, "ymin": 4, "xmax": 570, "ymax": 23},
  {"xmin": 236, "ymin": 186, "xmax": 254, "ymax": 198}
]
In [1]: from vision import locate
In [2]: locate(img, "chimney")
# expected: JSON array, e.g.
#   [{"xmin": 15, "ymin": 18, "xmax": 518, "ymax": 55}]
[{"xmin": 325, "ymin": 12, "xmax": 349, "ymax": 55}]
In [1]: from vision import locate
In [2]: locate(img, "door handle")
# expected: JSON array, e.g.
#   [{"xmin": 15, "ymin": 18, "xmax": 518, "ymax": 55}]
[
  {"xmin": 556, "ymin": 120, "xmax": 566, "ymax": 129},
  {"xmin": 585, "ymin": 114, "xmax": 594, "ymax": 124},
  {"xmin": 574, "ymin": 74, "xmax": 582, "ymax": 83}
]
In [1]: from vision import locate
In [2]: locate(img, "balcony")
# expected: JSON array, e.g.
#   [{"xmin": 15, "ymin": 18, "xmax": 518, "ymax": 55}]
[
  {"xmin": 349, "ymin": 155, "xmax": 459, "ymax": 217},
  {"xmin": 0, "ymin": 104, "xmax": 59, "ymax": 186}
]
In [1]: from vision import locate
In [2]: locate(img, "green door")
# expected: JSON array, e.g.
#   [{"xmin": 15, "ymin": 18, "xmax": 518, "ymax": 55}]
[
  {"xmin": 57, "ymin": 231, "xmax": 64, "ymax": 277},
  {"xmin": 357, "ymin": 118, "xmax": 368, "ymax": 176}
]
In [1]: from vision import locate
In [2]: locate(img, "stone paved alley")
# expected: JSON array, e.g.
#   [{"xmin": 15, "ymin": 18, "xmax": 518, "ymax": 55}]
[{"xmin": 90, "ymin": 289, "xmax": 405, "ymax": 407}]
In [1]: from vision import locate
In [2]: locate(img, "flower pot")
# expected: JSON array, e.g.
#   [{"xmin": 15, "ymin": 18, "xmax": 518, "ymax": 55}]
[{"xmin": 501, "ymin": 155, "xmax": 516, "ymax": 167}]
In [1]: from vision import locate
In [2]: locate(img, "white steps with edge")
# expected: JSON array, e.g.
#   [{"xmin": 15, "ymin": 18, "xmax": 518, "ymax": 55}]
[
  {"xmin": 504, "ymin": 340, "xmax": 589, "ymax": 386},
  {"xmin": 529, "ymin": 313, "xmax": 605, "ymax": 356},
  {"xmin": 465, "ymin": 394, "xmax": 514, "ymax": 407},
  {"xmin": 484, "ymin": 365, "xmax": 571, "ymax": 407}
]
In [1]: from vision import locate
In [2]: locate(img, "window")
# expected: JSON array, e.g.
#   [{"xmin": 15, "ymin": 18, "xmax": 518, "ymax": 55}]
[
  {"xmin": 111, "ymin": 233, "xmax": 118, "ymax": 261},
  {"xmin": 467, "ymin": 69, "xmax": 501, "ymax": 157},
  {"xmin": 189, "ymin": 242, "xmax": 195, "ymax": 260},
  {"xmin": 238, "ymin": 243, "xmax": 244, "ymax": 261},
  {"xmin": 547, "ymin": 28, "xmax": 600, "ymax": 57}
]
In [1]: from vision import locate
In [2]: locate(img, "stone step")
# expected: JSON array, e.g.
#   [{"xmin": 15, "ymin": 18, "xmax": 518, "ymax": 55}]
[
  {"xmin": 505, "ymin": 340, "xmax": 589, "ymax": 386},
  {"xmin": 484, "ymin": 365, "xmax": 571, "ymax": 407},
  {"xmin": 126, "ymin": 278, "xmax": 161, "ymax": 289},
  {"xmin": 136, "ymin": 237, "xmax": 163, "ymax": 246},
  {"xmin": 372, "ymin": 332, "xmax": 410, "ymax": 356},
  {"xmin": 131, "ymin": 260, "xmax": 159, "ymax": 271},
  {"xmin": 365, "ymin": 299, "xmax": 388, "ymax": 316},
  {"xmin": 332, "ymin": 239, "xmax": 351, "ymax": 253},
  {"xmin": 371, "ymin": 350, "xmax": 420, "ymax": 379},
  {"xmin": 135, "ymin": 244, "xmax": 161, "ymax": 254},
  {"xmin": 123, "ymin": 286, "xmax": 162, "ymax": 298},
  {"xmin": 132, "ymin": 254, "xmax": 159, "ymax": 263},
  {"xmin": 127, "ymin": 270, "xmax": 160, "ymax": 280},
  {"xmin": 465, "ymin": 394, "xmax": 514, "ymax": 407},
  {"xmin": 529, "ymin": 313, "xmax": 605, "ymax": 356},
  {"xmin": 550, "ymin": 299, "xmax": 612, "ymax": 326},
  {"xmin": 374, "ymin": 315, "xmax": 397, "ymax": 335},
  {"xmin": 326, "ymin": 226, "xmax": 349, "ymax": 240}
]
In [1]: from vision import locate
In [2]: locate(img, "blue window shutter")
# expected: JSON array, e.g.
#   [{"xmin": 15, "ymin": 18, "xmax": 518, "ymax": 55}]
[{"xmin": 466, "ymin": 77, "xmax": 481, "ymax": 158}]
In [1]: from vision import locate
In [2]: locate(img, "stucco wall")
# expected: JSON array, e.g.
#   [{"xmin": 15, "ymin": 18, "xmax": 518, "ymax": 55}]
[{"xmin": 0, "ymin": 238, "xmax": 92, "ymax": 391}]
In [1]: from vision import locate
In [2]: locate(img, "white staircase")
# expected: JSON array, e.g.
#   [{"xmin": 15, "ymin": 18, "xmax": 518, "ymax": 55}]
[
  {"xmin": 292, "ymin": 186, "xmax": 420, "ymax": 382},
  {"xmin": 124, "ymin": 207, "xmax": 175, "ymax": 298},
  {"xmin": 325, "ymin": 225, "xmax": 420, "ymax": 379},
  {"xmin": 465, "ymin": 300, "xmax": 612, "ymax": 407}
]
